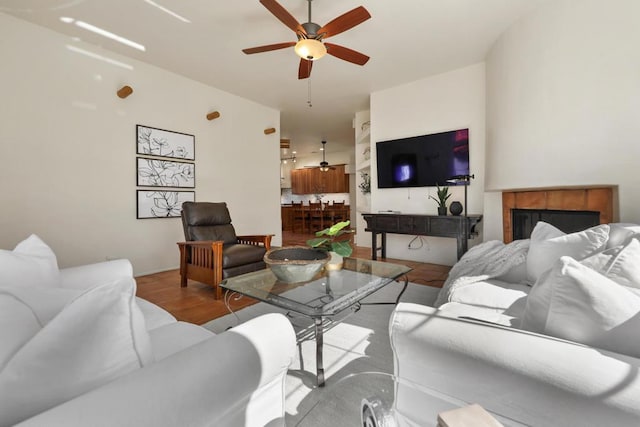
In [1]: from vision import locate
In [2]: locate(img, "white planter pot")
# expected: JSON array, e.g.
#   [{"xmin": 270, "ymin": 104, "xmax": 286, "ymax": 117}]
[{"xmin": 326, "ymin": 251, "xmax": 344, "ymax": 271}]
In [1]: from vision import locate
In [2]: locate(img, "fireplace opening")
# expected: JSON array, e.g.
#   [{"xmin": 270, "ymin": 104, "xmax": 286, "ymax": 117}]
[{"xmin": 512, "ymin": 208, "xmax": 600, "ymax": 241}]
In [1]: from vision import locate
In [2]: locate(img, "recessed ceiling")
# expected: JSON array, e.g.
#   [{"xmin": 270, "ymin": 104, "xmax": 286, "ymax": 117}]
[{"xmin": 0, "ymin": 0, "xmax": 550, "ymax": 157}]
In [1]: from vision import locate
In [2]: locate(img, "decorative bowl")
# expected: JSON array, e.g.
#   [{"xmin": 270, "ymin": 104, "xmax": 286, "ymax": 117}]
[{"xmin": 264, "ymin": 246, "xmax": 330, "ymax": 283}]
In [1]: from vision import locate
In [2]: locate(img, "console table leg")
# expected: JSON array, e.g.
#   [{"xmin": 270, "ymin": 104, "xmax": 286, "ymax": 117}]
[
  {"xmin": 315, "ymin": 318, "xmax": 325, "ymax": 387},
  {"xmin": 381, "ymin": 233, "xmax": 387, "ymax": 259},
  {"xmin": 371, "ymin": 232, "xmax": 377, "ymax": 260},
  {"xmin": 457, "ymin": 236, "xmax": 466, "ymax": 260}
]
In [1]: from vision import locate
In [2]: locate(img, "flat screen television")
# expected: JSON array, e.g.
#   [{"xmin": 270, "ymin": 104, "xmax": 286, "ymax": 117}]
[{"xmin": 376, "ymin": 128, "xmax": 469, "ymax": 188}]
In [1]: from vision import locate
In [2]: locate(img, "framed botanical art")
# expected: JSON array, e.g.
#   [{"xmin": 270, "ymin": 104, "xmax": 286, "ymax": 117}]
[
  {"xmin": 136, "ymin": 190, "xmax": 195, "ymax": 219},
  {"xmin": 136, "ymin": 125, "xmax": 195, "ymax": 160},
  {"xmin": 136, "ymin": 157, "xmax": 195, "ymax": 188}
]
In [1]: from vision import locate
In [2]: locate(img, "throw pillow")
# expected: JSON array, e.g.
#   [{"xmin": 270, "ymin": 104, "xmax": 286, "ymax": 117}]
[
  {"xmin": 0, "ymin": 290, "xmax": 43, "ymax": 370},
  {"xmin": 526, "ymin": 222, "xmax": 610, "ymax": 284},
  {"xmin": 0, "ymin": 277, "xmax": 153, "ymax": 426},
  {"xmin": 521, "ymin": 256, "xmax": 640, "ymax": 358},
  {"xmin": 581, "ymin": 235, "xmax": 640, "ymax": 290},
  {"xmin": 0, "ymin": 234, "xmax": 60, "ymax": 288},
  {"xmin": 606, "ymin": 223, "xmax": 640, "ymax": 249}
]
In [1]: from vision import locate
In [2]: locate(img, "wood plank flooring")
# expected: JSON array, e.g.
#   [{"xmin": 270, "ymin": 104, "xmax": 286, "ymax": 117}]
[{"xmin": 135, "ymin": 231, "xmax": 450, "ymax": 325}]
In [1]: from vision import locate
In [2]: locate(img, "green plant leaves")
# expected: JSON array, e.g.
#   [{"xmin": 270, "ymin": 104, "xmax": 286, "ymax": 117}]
[
  {"xmin": 306, "ymin": 220, "xmax": 353, "ymax": 256},
  {"xmin": 428, "ymin": 184, "xmax": 451, "ymax": 208},
  {"xmin": 330, "ymin": 240, "xmax": 353, "ymax": 257}
]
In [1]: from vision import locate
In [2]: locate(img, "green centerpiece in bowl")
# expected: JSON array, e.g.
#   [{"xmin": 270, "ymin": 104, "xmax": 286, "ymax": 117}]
[{"xmin": 306, "ymin": 220, "xmax": 354, "ymax": 270}]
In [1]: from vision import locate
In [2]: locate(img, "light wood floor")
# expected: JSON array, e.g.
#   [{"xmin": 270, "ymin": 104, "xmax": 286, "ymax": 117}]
[{"xmin": 135, "ymin": 231, "xmax": 450, "ymax": 325}]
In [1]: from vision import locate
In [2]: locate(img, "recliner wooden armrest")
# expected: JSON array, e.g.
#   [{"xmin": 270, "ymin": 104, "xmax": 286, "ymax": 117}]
[
  {"xmin": 236, "ymin": 234, "xmax": 273, "ymax": 250},
  {"xmin": 177, "ymin": 240, "xmax": 219, "ymax": 248}
]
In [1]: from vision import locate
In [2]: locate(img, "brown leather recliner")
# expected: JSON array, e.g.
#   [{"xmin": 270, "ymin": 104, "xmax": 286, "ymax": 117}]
[{"xmin": 177, "ymin": 202, "xmax": 273, "ymax": 299}]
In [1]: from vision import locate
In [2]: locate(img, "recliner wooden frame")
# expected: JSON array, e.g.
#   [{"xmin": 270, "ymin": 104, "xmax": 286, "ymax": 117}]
[{"xmin": 177, "ymin": 235, "xmax": 272, "ymax": 299}]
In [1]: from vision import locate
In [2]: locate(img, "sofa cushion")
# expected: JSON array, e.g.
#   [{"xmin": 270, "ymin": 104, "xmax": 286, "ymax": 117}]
[
  {"xmin": 526, "ymin": 222, "xmax": 609, "ymax": 284},
  {"xmin": 148, "ymin": 321, "xmax": 214, "ymax": 360},
  {"xmin": 438, "ymin": 302, "xmax": 518, "ymax": 327},
  {"xmin": 222, "ymin": 243, "xmax": 267, "ymax": 269},
  {"xmin": 0, "ymin": 234, "xmax": 59, "ymax": 288},
  {"xmin": 521, "ymin": 256, "xmax": 640, "ymax": 358},
  {"xmin": 447, "ymin": 279, "xmax": 529, "ymax": 312},
  {"xmin": 135, "ymin": 297, "xmax": 176, "ymax": 331},
  {"xmin": 0, "ymin": 278, "xmax": 153, "ymax": 426}
]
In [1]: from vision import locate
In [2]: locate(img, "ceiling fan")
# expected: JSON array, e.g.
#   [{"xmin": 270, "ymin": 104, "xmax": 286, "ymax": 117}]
[
  {"xmin": 242, "ymin": 0, "xmax": 371, "ymax": 79},
  {"xmin": 305, "ymin": 140, "xmax": 335, "ymax": 171}
]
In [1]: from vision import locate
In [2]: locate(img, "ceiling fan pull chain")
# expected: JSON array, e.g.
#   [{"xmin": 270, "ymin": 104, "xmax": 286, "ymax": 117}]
[{"xmin": 307, "ymin": 76, "xmax": 312, "ymax": 107}]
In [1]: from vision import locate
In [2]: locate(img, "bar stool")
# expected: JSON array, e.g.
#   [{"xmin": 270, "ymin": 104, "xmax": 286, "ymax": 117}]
[{"xmin": 292, "ymin": 201, "xmax": 307, "ymax": 233}]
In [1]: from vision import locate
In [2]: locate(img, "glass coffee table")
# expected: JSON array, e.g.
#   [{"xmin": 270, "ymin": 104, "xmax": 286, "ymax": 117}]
[
  {"xmin": 220, "ymin": 257, "xmax": 411, "ymax": 387},
  {"xmin": 298, "ymin": 372, "xmax": 528, "ymax": 426}
]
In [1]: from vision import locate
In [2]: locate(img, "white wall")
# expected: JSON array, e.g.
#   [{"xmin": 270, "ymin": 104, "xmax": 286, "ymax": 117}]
[
  {"xmin": 370, "ymin": 63, "xmax": 486, "ymax": 266},
  {"xmin": 484, "ymin": 0, "xmax": 640, "ymax": 240},
  {"xmin": 0, "ymin": 13, "xmax": 281, "ymax": 275}
]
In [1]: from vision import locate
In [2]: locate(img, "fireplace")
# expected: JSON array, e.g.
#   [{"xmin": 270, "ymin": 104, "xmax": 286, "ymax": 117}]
[
  {"xmin": 503, "ymin": 187, "xmax": 615, "ymax": 243},
  {"xmin": 511, "ymin": 208, "xmax": 600, "ymax": 241}
]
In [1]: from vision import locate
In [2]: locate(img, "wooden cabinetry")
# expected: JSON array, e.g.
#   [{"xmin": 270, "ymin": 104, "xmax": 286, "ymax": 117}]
[
  {"xmin": 281, "ymin": 206, "xmax": 294, "ymax": 231},
  {"xmin": 291, "ymin": 165, "xmax": 349, "ymax": 194}
]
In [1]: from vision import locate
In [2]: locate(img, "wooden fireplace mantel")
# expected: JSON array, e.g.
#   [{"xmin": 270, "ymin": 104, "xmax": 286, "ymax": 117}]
[{"xmin": 502, "ymin": 187, "xmax": 615, "ymax": 243}]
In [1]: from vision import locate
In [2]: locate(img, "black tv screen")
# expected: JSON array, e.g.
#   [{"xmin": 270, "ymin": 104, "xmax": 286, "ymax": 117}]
[{"xmin": 376, "ymin": 128, "xmax": 469, "ymax": 188}]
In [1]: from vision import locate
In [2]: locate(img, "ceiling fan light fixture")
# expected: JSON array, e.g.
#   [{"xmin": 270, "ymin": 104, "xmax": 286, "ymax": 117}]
[
  {"xmin": 294, "ymin": 38, "xmax": 326, "ymax": 60},
  {"xmin": 319, "ymin": 140, "xmax": 330, "ymax": 171}
]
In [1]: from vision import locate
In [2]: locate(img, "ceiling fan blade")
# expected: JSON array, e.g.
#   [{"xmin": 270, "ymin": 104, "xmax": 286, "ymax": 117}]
[
  {"xmin": 318, "ymin": 6, "xmax": 371, "ymax": 38},
  {"xmin": 259, "ymin": 0, "xmax": 305, "ymax": 34},
  {"xmin": 325, "ymin": 43, "xmax": 369, "ymax": 65},
  {"xmin": 298, "ymin": 58, "xmax": 313, "ymax": 79},
  {"xmin": 242, "ymin": 41, "xmax": 296, "ymax": 55}
]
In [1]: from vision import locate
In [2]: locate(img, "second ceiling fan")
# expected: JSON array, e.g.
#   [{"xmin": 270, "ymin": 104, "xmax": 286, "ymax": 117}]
[
  {"xmin": 305, "ymin": 140, "xmax": 335, "ymax": 171},
  {"xmin": 242, "ymin": 0, "xmax": 371, "ymax": 79}
]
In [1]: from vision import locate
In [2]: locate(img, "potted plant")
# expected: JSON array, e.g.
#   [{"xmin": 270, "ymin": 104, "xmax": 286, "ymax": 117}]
[
  {"xmin": 307, "ymin": 220, "xmax": 354, "ymax": 270},
  {"xmin": 429, "ymin": 184, "xmax": 451, "ymax": 215},
  {"xmin": 359, "ymin": 172, "xmax": 371, "ymax": 194}
]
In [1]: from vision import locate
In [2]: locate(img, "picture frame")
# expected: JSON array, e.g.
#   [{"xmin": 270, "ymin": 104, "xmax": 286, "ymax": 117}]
[
  {"xmin": 136, "ymin": 125, "xmax": 195, "ymax": 160},
  {"xmin": 136, "ymin": 190, "xmax": 195, "ymax": 219},
  {"xmin": 136, "ymin": 157, "xmax": 195, "ymax": 188}
]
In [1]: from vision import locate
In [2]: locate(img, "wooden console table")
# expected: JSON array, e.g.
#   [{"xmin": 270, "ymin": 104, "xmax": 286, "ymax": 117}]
[{"xmin": 362, "ymin": 213, "xmax": 483, "ymax": 261}]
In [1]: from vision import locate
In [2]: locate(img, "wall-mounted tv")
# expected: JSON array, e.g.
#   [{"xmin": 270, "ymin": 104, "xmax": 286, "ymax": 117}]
[{"xmin": 376, "ymin": 128, "xmax": 469, "ymax": 188}]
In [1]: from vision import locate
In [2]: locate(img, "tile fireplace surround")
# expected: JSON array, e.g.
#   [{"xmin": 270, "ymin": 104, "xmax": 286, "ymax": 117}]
[{"xmin": 502, "ymin": 187, "xmax": 615, "ymax": 243}]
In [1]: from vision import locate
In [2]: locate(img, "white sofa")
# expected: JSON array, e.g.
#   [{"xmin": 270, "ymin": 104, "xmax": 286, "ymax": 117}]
[
  {"xmin": 0, "ymin": 235, "xmax": 296, "ymax": 427},
  {"xmin": 389, "ymin": 222, "xmax": 640, "ymax": 426}
]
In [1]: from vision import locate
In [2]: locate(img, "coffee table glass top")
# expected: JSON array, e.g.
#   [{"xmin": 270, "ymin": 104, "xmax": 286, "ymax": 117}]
[
  {"xmin": 220, "ymin": 257, "xmax": 411, "ymax": 317},
  {"xmin": 297, "ymin": 372, "xmax": 528, "ymax": 426}
]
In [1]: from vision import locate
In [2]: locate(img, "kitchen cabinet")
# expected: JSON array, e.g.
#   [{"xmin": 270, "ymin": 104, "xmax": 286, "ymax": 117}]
[{"xmin": 291, "ymin": 165, "xmax": 348, "ymax": 194}]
